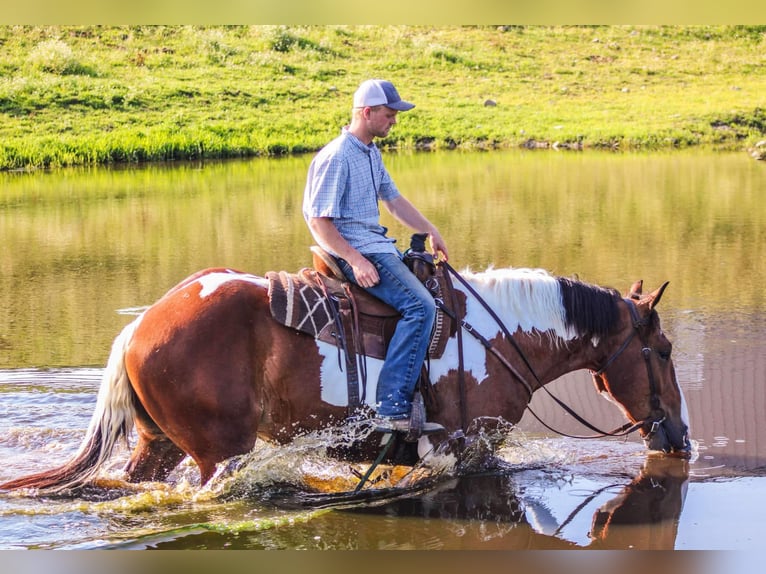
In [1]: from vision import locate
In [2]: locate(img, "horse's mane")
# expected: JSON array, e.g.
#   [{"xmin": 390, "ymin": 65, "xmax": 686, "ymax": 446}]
[{"xmin": 460, "ymin": 267, "xmax": 622, "ymax": 342}]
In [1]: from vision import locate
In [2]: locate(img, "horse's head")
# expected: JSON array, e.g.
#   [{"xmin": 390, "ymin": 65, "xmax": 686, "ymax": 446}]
[{"xmin": 592, "ymin": 280, "xmax": 691, "ymax": 456}]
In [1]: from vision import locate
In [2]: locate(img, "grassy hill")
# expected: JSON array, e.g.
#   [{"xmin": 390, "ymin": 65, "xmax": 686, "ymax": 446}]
[{"xmin": 1, "ymin": 25, "xmax": 765, "ymax": 169}]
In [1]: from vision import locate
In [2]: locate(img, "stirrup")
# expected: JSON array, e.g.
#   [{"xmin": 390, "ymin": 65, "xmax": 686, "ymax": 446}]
[
  {"xmin": 373, "ymin": 392, "xmax": 445, "ymax": 442},
  {"xmin": 372, "ymin": 418, "xmax": 444, "ymax": 441}
]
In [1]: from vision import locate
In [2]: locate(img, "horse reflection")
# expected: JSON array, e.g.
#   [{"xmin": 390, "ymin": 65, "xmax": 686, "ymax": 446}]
[
  {"xmin": 336, "ymin": 456, "xmax": 689, "ymax": 550},
  {"xmin": 587, "ymin": 456, "xmax": 688, "ymax": 549}
]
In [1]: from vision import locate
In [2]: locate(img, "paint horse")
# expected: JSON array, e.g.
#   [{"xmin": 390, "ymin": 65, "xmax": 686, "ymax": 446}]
[{"xmin": 0, "ymin": 262, "xmax": 690, "ymax": 493}]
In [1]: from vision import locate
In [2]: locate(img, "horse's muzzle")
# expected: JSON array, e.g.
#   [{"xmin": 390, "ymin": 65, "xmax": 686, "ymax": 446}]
[{"xmin": 643, "ymin": 418, "xmax": 691, "ymax": 458}]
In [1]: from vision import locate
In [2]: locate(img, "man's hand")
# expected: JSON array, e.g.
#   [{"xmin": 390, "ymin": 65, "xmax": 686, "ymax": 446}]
[
  {"xmin": 428, "ymin": 228, "xmax": 449, "ymax": 262},
  {"xmin": 349, "ymin": 256, "xmax": 380, "ymax": 288},
  {"xmin": 383, "ymin": 196, "xmax": 449, "ymax": 263}
]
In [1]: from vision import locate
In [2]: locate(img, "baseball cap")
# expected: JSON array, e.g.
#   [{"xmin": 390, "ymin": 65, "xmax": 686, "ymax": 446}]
[{"xmin": 353, "ymin": 79, "xmax": 415, "ymax": 111}]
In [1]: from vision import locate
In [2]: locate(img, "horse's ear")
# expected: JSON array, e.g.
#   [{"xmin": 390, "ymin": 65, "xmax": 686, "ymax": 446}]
[
  {"xmin": 647, "ymin": 281, "xmax": 670, "ymax": 310},
  {"xmin": 628, "ymin": 279, "xmax": 643, "ymax": 300}
]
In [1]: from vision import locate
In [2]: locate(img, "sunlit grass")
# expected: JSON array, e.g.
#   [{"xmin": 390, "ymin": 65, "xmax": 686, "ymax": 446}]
[{"xmin": 0, "ymin": 25, "xmax": 764, "ymax": 169}]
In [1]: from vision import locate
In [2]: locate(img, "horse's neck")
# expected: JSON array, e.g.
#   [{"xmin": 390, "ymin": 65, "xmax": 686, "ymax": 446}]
[
  {"xmin": 457, "ymin": 274, "xmax": 600, "ymax": 387},
  {"xmin": 510, "ymin": 331, "xmax": 597, "ymax": 389}
]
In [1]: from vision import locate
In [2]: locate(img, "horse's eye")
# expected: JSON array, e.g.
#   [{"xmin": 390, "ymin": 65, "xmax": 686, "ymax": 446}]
[{"xmin": 658, "ymin": 350, "xmax": 671, "ymax": 361}]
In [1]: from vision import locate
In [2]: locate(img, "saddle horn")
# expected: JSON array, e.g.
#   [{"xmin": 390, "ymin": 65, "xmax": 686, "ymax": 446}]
[{"xmin": 403, "ymin": 233, "xmax": 436, "ymax": 284}]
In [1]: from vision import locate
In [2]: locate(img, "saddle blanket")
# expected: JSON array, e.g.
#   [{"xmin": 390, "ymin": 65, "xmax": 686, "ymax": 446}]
[
  {"xmin": 266, "ymin": 268, "xmax": 336, "ymax": 341},
  {"xmin": 266, "ymin": 267, "xmax": 455, "ymax": 361}
]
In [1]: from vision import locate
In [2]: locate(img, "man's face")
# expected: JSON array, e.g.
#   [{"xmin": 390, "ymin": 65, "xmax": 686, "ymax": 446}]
[{"xmin": 366, "ymin": 106, "xmax": 398, "ymax": 138}]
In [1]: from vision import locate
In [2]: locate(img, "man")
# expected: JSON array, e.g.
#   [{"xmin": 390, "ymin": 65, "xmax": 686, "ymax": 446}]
[{"xmin": 303, "ymin": 79, "xmax": 448, "ymax": 435}]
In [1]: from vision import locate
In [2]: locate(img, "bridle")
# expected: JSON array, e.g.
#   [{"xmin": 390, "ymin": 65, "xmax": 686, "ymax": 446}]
[
  {"xmin": 438, "ymin": 262, "xmax": 668, "ymax": 443},
  {"xmin": 591, "ymin": 297, "xmax": 667, "ymax": 441}
]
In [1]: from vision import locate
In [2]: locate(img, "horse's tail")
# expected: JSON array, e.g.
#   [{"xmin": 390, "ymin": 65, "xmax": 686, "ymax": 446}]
[{"xmin": 0, "ymin": 318, "xmax": 141, "ymax": 494}]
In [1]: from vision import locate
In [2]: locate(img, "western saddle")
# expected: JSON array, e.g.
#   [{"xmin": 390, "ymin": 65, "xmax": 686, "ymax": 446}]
[{"xmin": 266, "ymin": 235, "xmax": 459, "ymax": 412}]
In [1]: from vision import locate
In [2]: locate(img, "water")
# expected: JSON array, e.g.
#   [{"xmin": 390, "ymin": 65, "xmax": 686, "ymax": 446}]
[
  {"xmin": 0, "ymin": 367, "xmax": 687, "ymax": 550},
  {"xmin": 0, "ymin": 149, "xmax": 764, "ymax": 550}
]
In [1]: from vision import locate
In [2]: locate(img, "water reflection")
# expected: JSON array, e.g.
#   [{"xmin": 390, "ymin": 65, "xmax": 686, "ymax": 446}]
[
  {"xmin": 133, "ymin": 456, "xmax": 688, "ymax": 550},
  {"xmin": 1, "ymin": 151, "xmax": 764, "ymax": 368},
  {"xmin": 341, "ymin": 456, "xmax": 688, "ymax": 550},
  {"xmin": 587, "ymin": 457, "xmax": 688, "ymax": 549}
]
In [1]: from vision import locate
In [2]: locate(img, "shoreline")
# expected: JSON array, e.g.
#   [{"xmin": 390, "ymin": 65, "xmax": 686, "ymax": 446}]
[{"xmin": 1, "ymin": 25, "xmax": 764, "ymax": 170}]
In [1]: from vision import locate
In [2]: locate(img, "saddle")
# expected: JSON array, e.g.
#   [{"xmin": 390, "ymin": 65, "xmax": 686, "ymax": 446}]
[{"xmin": 266, "ymin": 240, "xmax": 460, "ymax": 410}]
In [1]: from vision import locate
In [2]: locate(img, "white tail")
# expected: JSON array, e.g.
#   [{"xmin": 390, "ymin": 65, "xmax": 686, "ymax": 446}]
[{"xmin": 0, "ymin": 316, "xmax": 142, "ymax": 493}]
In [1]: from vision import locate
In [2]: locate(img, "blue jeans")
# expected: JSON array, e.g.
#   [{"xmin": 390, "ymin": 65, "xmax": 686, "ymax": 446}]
[{"xmin": 337, "ymin": 252, "xmax": 436, "ymax": 419}]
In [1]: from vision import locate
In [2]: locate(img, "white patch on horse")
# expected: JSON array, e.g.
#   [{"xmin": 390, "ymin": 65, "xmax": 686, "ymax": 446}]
[
  {"xmin": 464, "ymin": 267, "xmax": 573, "ymax": 339},
  {"xmin": 316, "ymin": 340, "xmax": 383, "ymax": 408},
  {"xmin": 430, "ymin": 267, "xmax": 571, "ymax": 385},
  {"xmin": 679, "ymin": 385, "xmax": 691, "ymax": 434},
  {"xmin": 196, "ymin": 270, "xmax": 268, "ymax": 298}
]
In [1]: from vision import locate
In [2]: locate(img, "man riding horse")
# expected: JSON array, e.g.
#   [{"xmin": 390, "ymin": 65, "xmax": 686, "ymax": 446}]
[{"xmin": 302, "ymin": 79, "xmax": 448, "ymax": 436}]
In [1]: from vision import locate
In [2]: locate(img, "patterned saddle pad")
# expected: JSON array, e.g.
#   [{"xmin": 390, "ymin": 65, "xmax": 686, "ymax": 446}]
[{"xmin": 266, "ymin": 267, "xmax": 456, "ymax": 360}]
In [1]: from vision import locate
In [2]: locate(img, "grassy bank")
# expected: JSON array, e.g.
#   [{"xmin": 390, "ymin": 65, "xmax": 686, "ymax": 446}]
[{"xmin": 1, "ymin": 25, "xmax": 765, "ymax": 170}]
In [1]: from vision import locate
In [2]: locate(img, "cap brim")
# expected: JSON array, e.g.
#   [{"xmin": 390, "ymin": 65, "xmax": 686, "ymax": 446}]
[{"xmin": 385, "ymin": 101, "xmax": 415, "ymax": 111}]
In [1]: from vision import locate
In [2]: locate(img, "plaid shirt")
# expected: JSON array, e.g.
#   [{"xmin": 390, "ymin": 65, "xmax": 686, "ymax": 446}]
[{"xmin": 303, "ymin": 127, "xmax": 401, "ymax": 255}]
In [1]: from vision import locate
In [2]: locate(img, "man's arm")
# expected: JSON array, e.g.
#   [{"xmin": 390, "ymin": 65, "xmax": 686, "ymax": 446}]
[
  {"xmin": 307, "ymin": 217, "xmax": 381, "ymax": 288},
  {"xmin": 382, "ymin": 195, "xmax": 449, "ymax": 261}
]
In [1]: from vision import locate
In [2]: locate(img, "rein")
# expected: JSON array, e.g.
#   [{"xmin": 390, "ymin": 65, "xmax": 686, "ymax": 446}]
[
  {"xmin": 439, "ymin": 262, "xmax": 662, "ymax": 441},
  {"xmin": 593, "ymin": 297, "xmax": 666, "ymax": 438}
]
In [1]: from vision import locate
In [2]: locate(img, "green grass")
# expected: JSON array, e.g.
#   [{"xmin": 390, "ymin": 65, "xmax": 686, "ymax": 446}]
[{"xmin": 1, "ymin": 25, "xmax": 765, "ymax": 169}]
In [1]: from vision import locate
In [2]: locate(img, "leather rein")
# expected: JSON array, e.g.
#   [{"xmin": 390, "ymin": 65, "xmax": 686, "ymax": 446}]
[{"xmin": 438, "ymin": 261, "xmax": 666, "ymax": 442}]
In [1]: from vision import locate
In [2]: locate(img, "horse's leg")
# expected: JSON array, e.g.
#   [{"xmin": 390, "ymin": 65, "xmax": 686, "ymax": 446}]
[{"xmin": 123, "ymin": 401, "xmax": 186, "ymax": 483}]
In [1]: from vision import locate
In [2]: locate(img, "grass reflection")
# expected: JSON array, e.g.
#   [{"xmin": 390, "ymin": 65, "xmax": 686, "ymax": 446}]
[{"xmin": 0, "ymin": 149, "xmax": 763, "ymax": 367}]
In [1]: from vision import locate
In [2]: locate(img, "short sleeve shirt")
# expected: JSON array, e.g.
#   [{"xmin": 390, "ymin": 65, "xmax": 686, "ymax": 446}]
[{"xmin": 303, "ymin": 128, "xmax": 401, "ymax": 256}]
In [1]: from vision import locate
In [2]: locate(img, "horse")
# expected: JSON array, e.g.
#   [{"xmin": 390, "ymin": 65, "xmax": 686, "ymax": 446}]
[{"xmin": 0, "ymin": 263, "xmax": 691, "ymax": 493}]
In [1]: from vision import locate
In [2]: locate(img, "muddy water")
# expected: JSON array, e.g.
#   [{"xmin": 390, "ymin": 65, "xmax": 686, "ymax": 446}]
[{"xmin": 0, "ymin": 149, "xmax": 764, "ymax": 550}]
